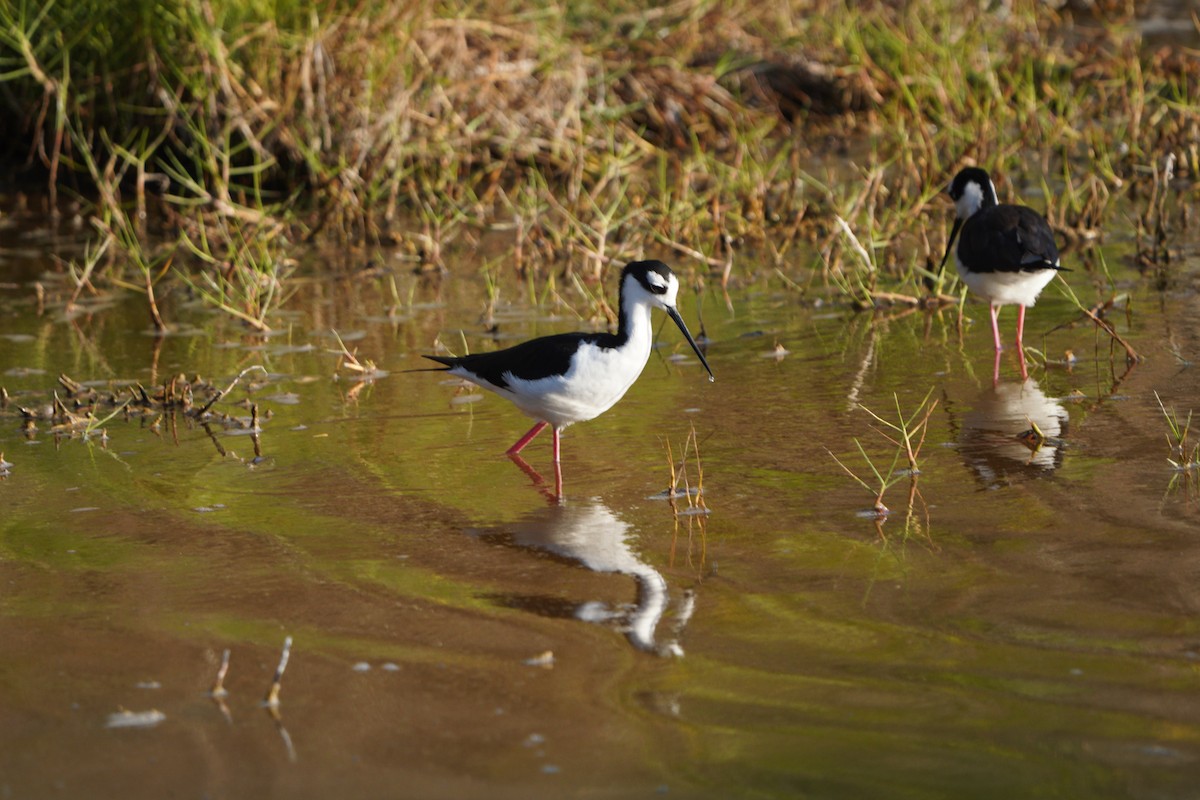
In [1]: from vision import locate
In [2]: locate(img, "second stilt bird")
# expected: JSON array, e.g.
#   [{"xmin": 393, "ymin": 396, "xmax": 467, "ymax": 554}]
[
  {"xmin": 423, "ymin": 260, "xmax": 713, "ymax": 488},
  {"xmin": 941, "ymin": 166, "xmax": 1067, "ymax": 354}
]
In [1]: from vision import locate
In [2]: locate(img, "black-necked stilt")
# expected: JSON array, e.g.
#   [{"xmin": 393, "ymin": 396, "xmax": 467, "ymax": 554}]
[
  {"xmin": 940, "ymin": 167, "xmax": 1067, "ymax": 357},
  {"xmin": 423, "ymin": 260, "xmax": 713, "ymax": 493}
]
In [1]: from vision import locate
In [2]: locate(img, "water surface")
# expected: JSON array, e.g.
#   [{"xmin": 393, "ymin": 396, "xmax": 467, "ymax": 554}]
[{"xmin": 2, "ymin": 204, "xmax": 1200, "ymax": 798}]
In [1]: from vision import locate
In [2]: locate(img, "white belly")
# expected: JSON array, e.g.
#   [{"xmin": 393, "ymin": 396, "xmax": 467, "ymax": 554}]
[
  {"xmin": 499, "ymin": 338, "xmax": 652, "ymax": 429},
  {"xmin": 956, "ymin": 256, "xmax": 1058, "ymax": 307}
]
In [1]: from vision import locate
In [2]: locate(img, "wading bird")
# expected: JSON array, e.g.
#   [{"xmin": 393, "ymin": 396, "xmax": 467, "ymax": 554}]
[
  {"xmin": 941, "ymin": 167, "xmax": 1066, "ymax": 372},
  {"xmin": 422, "ymin": 260, "xmax": 713, "ymax": 496}
]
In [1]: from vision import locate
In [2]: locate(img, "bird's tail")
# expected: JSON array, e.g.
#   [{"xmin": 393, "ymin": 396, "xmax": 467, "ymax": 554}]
[{"xmin": 1027, "ymin": 259, "xmax": 1070, "ymax": 272}]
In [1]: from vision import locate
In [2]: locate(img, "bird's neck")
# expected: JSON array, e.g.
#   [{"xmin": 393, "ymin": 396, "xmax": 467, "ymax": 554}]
[{"xmin": 616, "ymin": 291, "xmax": 654, "ymax": 353}]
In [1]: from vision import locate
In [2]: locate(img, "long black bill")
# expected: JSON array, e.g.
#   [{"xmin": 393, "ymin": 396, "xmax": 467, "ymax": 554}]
[
  {"xmin": 666, "ymin": 306, "xmax": 715, "ymax": 382},
  {"xmin": 939, "ymin": 217, "xmax": 964, "ymax": 273}
]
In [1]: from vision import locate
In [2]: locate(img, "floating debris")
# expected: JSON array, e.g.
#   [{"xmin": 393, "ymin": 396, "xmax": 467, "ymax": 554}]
[
  {"xmin": 105, "ymin": 709, "xmax": 166, "ymax": 729},
  {"xmin": 856, "ymin": 505, "xmax": 890, "ymax": 519},
  {"xmin": 676, "ymin": 506, "xmax": 712, "ymax": 517},
  {"xmin": 647, "ymin": 487, "xmax": 700, "ymax": 501},
  {"xmin": 352, "ymin": 662, "xmax": 371, "ymax": 672},
  {"xmin": 523, "ymin": 651, "xmax": 555, "ymax": 668},
  {"xmin": 2, "ymin": 367, "xmax": 272, "ymax": 442},
  {"xmin": 761, "ymin": 342, "xmax": 790, "ymax": 360},
  {"xmin": 264, "ymin": 392, "xmax": 302, "ymax": 405}
]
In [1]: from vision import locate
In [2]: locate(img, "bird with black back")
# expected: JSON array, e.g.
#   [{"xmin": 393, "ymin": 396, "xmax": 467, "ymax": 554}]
[
  {"xmin": 421, "ymin": 260, "xmax": 713, "ymax": 499},
  {"xmin": 941, "ymin": 166, "xmax": 1068, "ymax": 380}
]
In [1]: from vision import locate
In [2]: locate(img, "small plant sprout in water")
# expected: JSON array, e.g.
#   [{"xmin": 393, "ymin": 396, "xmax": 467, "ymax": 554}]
[
  {"xmin": 208, "ymin": 648, "xmax": 233, "ymax": 724},
  {"xmin": 654, "ymin": 423, "xmax": 709, "ymax": 516},
  {"xmin": 1015, "ymin": 418, "xmax": 1048, "ymax": 453},
  {"xmin": 1155, "ymin": 392, "xmax": 1200, "ymax": 473},
  {"xmin": 209, "ymin": 649, "xmax": 232, "ymax": 699},
  {"xmin": 829, "ymin": 389, "xmax": 938, "ymax": 520},
  {"xmin": 262, "ymin": 636, "xmax": 297, "ymax": 763},
  {"xmin": 858, "ymin": 389, "xmax": 939, "ymax": 479},
  {"xmin": 329, "ymin": 329, "xmax": 387, "ymax": 381},
  {"xmin": 264, "ymin": 636, "xmax": 294, "ymax": 709}
]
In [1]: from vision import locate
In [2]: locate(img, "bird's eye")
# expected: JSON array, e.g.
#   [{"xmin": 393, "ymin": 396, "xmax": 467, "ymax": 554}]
[{"xmin": 644, "ymin": 272, "xmax": 670, "ymax": 294}]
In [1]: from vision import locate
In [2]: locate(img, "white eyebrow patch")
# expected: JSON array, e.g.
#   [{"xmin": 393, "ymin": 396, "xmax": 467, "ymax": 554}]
[{"xmin": 645, "ymin": 271, "xmax": 669, "ymax": 289}]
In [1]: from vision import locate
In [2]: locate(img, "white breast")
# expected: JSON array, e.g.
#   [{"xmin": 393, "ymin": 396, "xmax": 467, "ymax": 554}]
[
  {"xmin": 955, "ymin": 255, "xmax": 1059, "ymax": 306},
  {"xmin": 505, "ymin": 307, "xmax": 655, "ymax": 429}
]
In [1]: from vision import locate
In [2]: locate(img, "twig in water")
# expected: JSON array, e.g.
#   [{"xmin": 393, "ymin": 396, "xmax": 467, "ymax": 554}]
[
  {"xmin": 197, "ymin": 365, "xmax": 268, "ymax": 416},
  {"xmin": 1055, "ymin": 271, "xmax": 1140, "ymax": 364}
]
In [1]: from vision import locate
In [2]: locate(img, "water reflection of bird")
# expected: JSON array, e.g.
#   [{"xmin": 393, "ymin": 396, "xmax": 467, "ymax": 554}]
[
  {"xmin": 956, "ymin": 377, "xmax": 1069, "ymax": 489},
  {"xmin": 941, "ymin": 167, "xmax": 1067, "ymax": 358},
  {"xmin": 471, "ymin": 499, "xmax": 692, "ymax": 656},
  {"xmin": 421, "ymin": 260, "xmax": 713, "ymax": 497}
]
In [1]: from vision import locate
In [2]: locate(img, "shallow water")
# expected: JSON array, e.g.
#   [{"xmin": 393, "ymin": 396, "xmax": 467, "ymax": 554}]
[{"xmin": 2, "ymin": 200, "xmax": 1200, "ymax": 798}]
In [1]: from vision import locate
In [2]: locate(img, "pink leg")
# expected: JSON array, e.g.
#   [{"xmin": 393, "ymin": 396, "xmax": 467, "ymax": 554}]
[
  {"xmin": 1015, "ymin": 304, "xmax": 1027, "ymax": 350},
  {"xmin": 992, "ymin": 348, "xmax": 1002, "ymax": 386},
  {"xmin": 552, "ymin": 428, "xmax": 564, "ymax": 500},
  {"xmin": 989, "ymin": 303, "xmax": 1002, "ymax": 352},
  {"xmin": 507, "ymin": 421, "xmax": 548, "ymax": 455}
]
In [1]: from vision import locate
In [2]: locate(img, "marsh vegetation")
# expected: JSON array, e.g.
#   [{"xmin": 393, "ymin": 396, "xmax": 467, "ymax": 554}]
[{"xmin": 2, "ymin": 0, "xmax": 1197, "ymax": 326}]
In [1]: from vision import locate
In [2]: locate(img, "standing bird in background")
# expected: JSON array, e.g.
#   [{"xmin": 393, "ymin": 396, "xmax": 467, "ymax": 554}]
[
  {"xmin": 941, "ymin": 167, "xmax": 1067, "ymax": 377},
  {"xmin": 422, "ymin": 260, "xmax": 713, "ymax": 498}
]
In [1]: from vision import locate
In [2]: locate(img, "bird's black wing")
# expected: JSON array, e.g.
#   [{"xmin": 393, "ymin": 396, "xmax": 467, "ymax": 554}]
[
  {"xmin": 960, "ymin": 204, "xmax": 1064, "ymax": 274},
  {"xmin": 424, "ymin": 331, "xmax": 619, "ymax": 389}
]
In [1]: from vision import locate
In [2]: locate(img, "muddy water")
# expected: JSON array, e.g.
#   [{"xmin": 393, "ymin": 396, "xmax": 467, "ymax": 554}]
[{"xmin": 2, "ymin": 212, "xmax": 1200, "ymax": 798}]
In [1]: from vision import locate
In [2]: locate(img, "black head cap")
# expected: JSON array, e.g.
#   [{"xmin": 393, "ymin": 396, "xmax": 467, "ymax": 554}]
[
  {"xmin": 624, "ymin": 260, "xmax": 674, "ymax": 296},
  {"xmin": 947, "ymin": 167, "xmax": 995, "ymax": 202}
]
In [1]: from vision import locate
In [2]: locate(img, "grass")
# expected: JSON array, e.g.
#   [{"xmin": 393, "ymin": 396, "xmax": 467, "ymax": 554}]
[
  {"xmin": 1155, "ymin": 391, "xmax": 1200, "ymax": 473},
  {"xmin": 829, "ymin": 389, "xmax": 938, "ymax": 518},
  {"xmin": 661, "ymin": 422, "xmax": 709, "ymax": 516},
  {"xmin": 1, "ymin": 1, "xmax": 1198, "ymax": 326}
]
